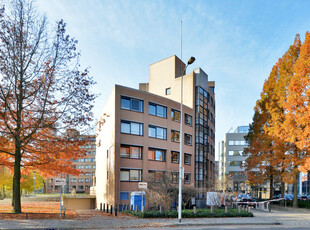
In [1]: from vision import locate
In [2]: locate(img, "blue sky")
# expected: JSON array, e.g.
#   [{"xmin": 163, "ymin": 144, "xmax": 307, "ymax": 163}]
[{"xmin": 37, "ymin": 0, "xmax": 310, "ymax": 159}]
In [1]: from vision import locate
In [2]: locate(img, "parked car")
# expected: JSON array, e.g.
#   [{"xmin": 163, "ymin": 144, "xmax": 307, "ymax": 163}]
[
  {"xmin": 284, "ymin": 194, "xmax": 294, "ymax": 201},
  {"xmin": 236, "ymin": 194, "xmax": 252, "ymax": 202},
  {"xmin": 298, "ymin": 195, "xmax": 309, "ymax": 201}
]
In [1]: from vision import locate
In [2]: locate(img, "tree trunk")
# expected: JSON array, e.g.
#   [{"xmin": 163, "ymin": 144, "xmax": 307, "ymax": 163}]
[
  {"xmin": 13, "ymin": 145, "xmax": 22, "ymax": 213},
  {"xmin": 269, "ymin": 177, "xmax": 274, "ymax": 199},
  {"xmin": 293, "ymin": 173, "xmax": 298, "ymax": 208}
]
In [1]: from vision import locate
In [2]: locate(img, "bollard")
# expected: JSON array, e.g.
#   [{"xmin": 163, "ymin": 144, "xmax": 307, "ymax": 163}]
[
  {"xmin": 63, "ymin": 210, "xmax": 66, "ymax": 219},
  {"xmin": 159, "ymin": 206, "xmax": 162, "ymax": 213},
  {"xmin": 225, "ymin": 206, "xmax": 228, "ymax": 213},
  {"xmin": 131, "ymin": 205, "xmax": 133, "ymax": 211},
  {"xmin": 193, "ymin": 206, "xmax": 197, "ymax": 215},
  {"xmin": 100, "ymin": 203, "xmax": 102, "ymax": 211},
  {"xmin": 103, "ymin": 203, "xmax": 106, "ymax": 212},
  {"xmin": 211, "ymin": 205, "xmax": 215, "ymax": 213},
  {"xmin": 115, "ymin": 207, "xmax": 118, "ymax": 216},
  {"xmin": 25, "ymin": 213, "xmax": 28, "ymax": 219},
  {"xmin": 247, "ymin": 206, "xmax": 251, "ymax": 213},
  {"xmin": 136, "ymin": 205, "xmax": 139, "ymax": 212},
  {"xmin": 142, "ymin": 204, "xmax": 144, "ymax": 213},
  {"xmin": 285, "ymin": 200, "xmax": 287, "ymax": 211},
  {"xmin": 110, "ymin": 205, "xmax": 113, "ymax": 215},
  {"xmin": 238, "ymin": 205, "xmax": 241, "ymax": 213},
  {"xmin": 106, "ymin": 204, "xmax": 109, "ymax": 213},
  {"xmin": 268, "ymin": 202, "xmax": 271, "ymax": 212}
]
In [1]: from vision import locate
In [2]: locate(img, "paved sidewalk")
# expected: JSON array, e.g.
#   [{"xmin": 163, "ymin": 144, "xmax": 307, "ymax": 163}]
[{"xmin": 0, "ymin": 209, "xmax": 278, "ymax": 229}]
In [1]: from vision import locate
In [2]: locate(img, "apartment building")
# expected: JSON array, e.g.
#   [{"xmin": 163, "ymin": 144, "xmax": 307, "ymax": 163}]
[
  {"xmin": 96, "ymin": 55, "xmax": 215, "ymax": 208},
  {"xmin": 46, "ymin": 131, "xmax": 96, "ymax": 194},
  {"xmin": 218, "ymin": 126, "xmax": 249, "ymax": 193}
]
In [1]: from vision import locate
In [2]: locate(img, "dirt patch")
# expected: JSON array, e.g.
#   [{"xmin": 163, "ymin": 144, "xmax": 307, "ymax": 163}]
[{"xmin": 0, "ymin": 200, "xmax": 77, "ymax": 219}]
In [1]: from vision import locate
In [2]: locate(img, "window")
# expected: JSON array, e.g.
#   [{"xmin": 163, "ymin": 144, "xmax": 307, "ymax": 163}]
[
  {"xmin": 77, "ymin": 165, "xmax": 84, "ymax": 169},
  {"xmin": 120, "ymin": 169, "xmax": 142, "ymax": 181},
  {"xmin": 71, "ymin": 185, "xmax": 76, "ymax": 190},
  {"xmin": 184, "ymin": 134, "xmax": 192, "ymax": 145},
  {"xmin": 148, "ymin": 125, "xmax": 167, "ymax": 139},
  {"xmin": 149, "ymin": 102, "xmax": 167, "ymax": 118},
  {"xmin": 148, "ymin": 148, "xmax": 166, "ymax": 162},
  {"xmin": 228, "ymin": 140, "xmax": 248, "ymax": 146},
  {"xmin": 149, "ymin": 170, "xmax": 164, "ymax": 182},
  {"xmin": 185, "ymin": 114, "xmax": 192, "ymax": 126},
  {"xmin": 121, "ymin": 96, "xmax": 143, "ymax": 112},
  {"xmin": 120, "ymin": 145, "xmax": 142, "ymax": 159},
  {"xmin": 92, "ymin": 165, "xmax": 96, "ymax": 169},
  {"xmin": 85, "ymin": 179, "xmax": 91, "ymax": 183},
  {"xmin": 165, "ymin": 87, "xmax": 171, "ymax": 95},
  {"xmin": 172, "ymin": 172, "xmax": 179, "ymax": 184},
  {"xmin": 184, "ymin": 173, "xmax": 191, "ymax": 184},
  {"xmin": 229, "ymin": 150, "xmax": 244, "ymax": 156},
  {"xmin": 120, "ymin": 192, "xmax": 129, "ymax": 200},
  {"xmin": 229, "ymin": 161, "xmax": 244, "ymax": 166},
  {"xmin": 78, "ymin": 178, "xmax": 84, "ymax": 183},
  {"xmin": 171, "ymin": 109, "xmax": 180, "ymax": 122},
  {"xmin": 71, "ymin": 178, "xmax": 76, "ymax": 183},
  {"xmin": 121, "ymin": 120, "xmax": 143, "ymax": 135},
  {"xmin": 171, "ymin": 130, "xmax": 180, "ymax": 142},
  {"xmin": 85, "ymin": 158, "xmax": 91, "ymax": 162},
  {"xmin": 85, "ymin": 172, "xmax": 91, "ymax": 176},
  {"xmin": 85, "ymin": 165, "xmax": 91, "ymax": 169},
  {"xmin": 72, "ymin": 165, "xmax": 76, "ymax": 169},
  {"xmin": 171, "ymin": 151, "xmax": 179, "ymax": 164},
  {"xmin": 78, "ymin": 185, "xmax": 84, "ymax": 190},
  {"xmin": 184, "ymin": 153, "xmax": 191, "ymax": 165}
]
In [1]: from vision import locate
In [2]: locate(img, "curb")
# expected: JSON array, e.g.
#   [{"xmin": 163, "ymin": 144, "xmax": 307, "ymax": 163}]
[{"xmin": 164, "ymin": 222, "xmax": 281, "ymax": 227}]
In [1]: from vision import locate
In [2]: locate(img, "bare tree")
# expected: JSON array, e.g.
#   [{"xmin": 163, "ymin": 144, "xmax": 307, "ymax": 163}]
[
  {"xmin": 0, "ymin": 0, "xmax": 96, "ymax": 213},
  {"xmin": 146, "ymin": 171, "xmax": 177, "ymax": 210}
]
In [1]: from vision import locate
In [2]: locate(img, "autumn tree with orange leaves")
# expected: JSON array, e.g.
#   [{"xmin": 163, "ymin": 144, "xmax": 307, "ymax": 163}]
[
  {"xmin": 0, "ymin": 0, "xmax": 96, "ymax": 213},
  {"xmin": 247, "ymin": 32, "xmax": 310, "ymax": 207}
]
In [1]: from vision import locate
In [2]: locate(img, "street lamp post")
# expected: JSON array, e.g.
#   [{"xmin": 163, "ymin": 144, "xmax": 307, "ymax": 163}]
[
  {"xmin": 33, "ymin": 170, "xmax": 36, "ymax": 196},
  {"xmin": 178, "ymin": 56, "xmax": 195, "ymax": 223}
]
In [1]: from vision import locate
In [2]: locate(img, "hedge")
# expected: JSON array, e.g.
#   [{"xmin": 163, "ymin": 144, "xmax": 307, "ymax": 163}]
[{"xmin": 123, "ymin": 208, "xmax": 253, "ymax": 218}]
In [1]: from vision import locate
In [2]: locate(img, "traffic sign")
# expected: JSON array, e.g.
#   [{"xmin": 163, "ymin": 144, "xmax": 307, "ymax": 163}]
[
  {"xmin": 55, "ymin": 178, "xmax": 66, "ymax": 186},
  {"xmin": 138, "ymin": 182, "xmax": 147, "ymax": 189}
]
